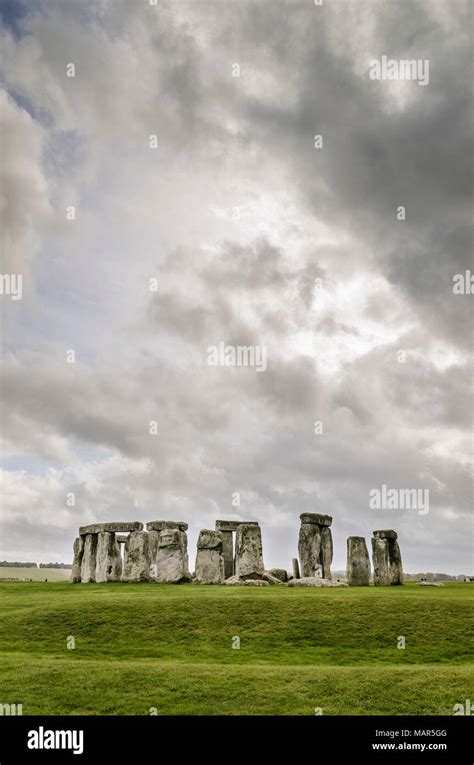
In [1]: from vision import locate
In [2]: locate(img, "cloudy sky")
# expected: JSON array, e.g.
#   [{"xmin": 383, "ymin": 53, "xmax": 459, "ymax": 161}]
[{"xmin": 0, "ymin": 0, "xmax": 472, "ymax": 574}]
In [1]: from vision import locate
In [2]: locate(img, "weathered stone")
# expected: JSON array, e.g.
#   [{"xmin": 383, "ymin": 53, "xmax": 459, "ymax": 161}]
[
  {"xmin": 268, "ymin": 568, "xmax": 288, "ymax": 582},
  {"xmin": 215, "ymin": 520, "xmax": 259, "ymax": 532},
  {"xmin": 373, "ymin": 529, "xmax": 397, "ymax": 540},
  {"xmin": 79, "ymin": 522, "xmax": 143, "ymax": 535},
  {"xmin": 123, "ymin": 531, "xmax": 150, "ymax": 582},
  {"xmin": 147, "ymin": 529, "xmax": 160, "ymax": 577},
  {"xmin": 116, "ymin": 535, "xmax": 128, "ymax": 544},
  {"xmin": 243, "ymin": 579, "xmax": 269, "ymax": 587},
  {"xmin": 292, "ymin": 558, "xmax": 300, "ymax": 579},
  {"xmin": 146, "ymin": 520, "xmax": 188, "ymax": 532},
  {"xmin": 320, "ymin": 526, "xmax": 333, "ymax": 579},
  {"xmin": 235, "ymin": 524, "xmax": 264, "ymax": 579},
  {"xmin": 372, "ymin": 532, "xmax": 403, "ymax": 585},
  {"xmin": 298, "ymin": 522, "xmax": 321, "ymax": 577},
  {"xmin": 388, "ymin": 538, "xmax": 403, "ymax": 585},
  {"xmin": 197, "ymin": 530, "xmax": 223, "ymax": 549},
  {"xmin": 95, "ymin": 532, "xmax": 122, "ymax": 583},
  {"xmin": 224, "ymin": 574, "xmax": 242, "ymax": 585},
  {"xmin": 155, "ymin": 528, "xmax": 190, "ymax": 583},
  {"xmin": 195, "ymin": 530, "xmax": 225, "ymax": 584},
  {"xmin": 220, "ymin": 530, "xmax": 234, "ymax": 579},
  {"xmin": 415, "ymin": 581, "xmax": 445, "ymax": 586},
  {"xmin": 346, "ymin": 536, "xmax": 370, "ymax": 586},
  {"xmin": 288, "ymin": 577, "xmax": 348, "ymax": 588},
  {"xmin": 80, "ymin": 533, "xmax": 98, "ymax": 583},
  {"xmin": 262, "ymin": 571, "xmax": 284, "ymax": 585},
  {"xmin": 70, "ymin": 536, "xmax": 84, "ymax": 583},
  {"xmin": 299, "ymin": 513, "xmax": 332, "ymax": 527}
]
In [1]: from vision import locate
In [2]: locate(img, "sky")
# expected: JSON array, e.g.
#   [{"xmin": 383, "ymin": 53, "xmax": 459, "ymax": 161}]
[{"xmin": 0, "ymin": 0, "xmax": 472, "ymax": 575}]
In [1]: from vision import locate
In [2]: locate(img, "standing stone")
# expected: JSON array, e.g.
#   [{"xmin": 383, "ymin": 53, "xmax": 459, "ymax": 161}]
[
  {"xmin": 123, "ymin": 530, "xmax": 150, "ymax": 582},
  {"xmin": 156, "ymin": 528, "xmax": 190, "ymax": 583},
  {"xmin": 346, "ymin": 536, "xmax": 370, "ymax": 586},
  {"xmin": 298, "ymin": 522, "xmax": 321, "ymax": 577},
  {"xmin": 147, "ymin": 530, "xmax": 160, "ymax": 579},
  {"xmin": 195, "ymin": 530, "xmax": 225, "ymax": 584},
  {"xmin": 292, "ymin": 557, "xmax": 300, "ymax": 580},
  {"xmin": 235, "ymin": 524, "xmax": 264, "ymax": 579},
  {"xmin": 320, "ymin": 526, "xmax": 333, "ymax": 580},
  {"xmin": 372, "ymin": 530, "xmax": 403, "ymax": 585},
  {"xmin": 220, "ymin": 530, "xmax": 234, "ymax": 579},
  {"xmin": 95, "ymin": 532, "xmax": 122, "ymax": 583},
  {"xmin": 80, "ymin": 533, "xmax": 98, "ymax": 583},
  {"xmin": 70, "ymin": 536, "xmax": 84, "ymax": 583}
]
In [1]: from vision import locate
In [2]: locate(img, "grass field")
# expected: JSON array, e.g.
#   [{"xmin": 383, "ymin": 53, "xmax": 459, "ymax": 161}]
[
  {"xmin": 0, "ymin": 581, "xmax": 472, "ymax": 715},
  {"xmin": 0, "ymin": 567, "xmax": 70, "ymax": 581}
]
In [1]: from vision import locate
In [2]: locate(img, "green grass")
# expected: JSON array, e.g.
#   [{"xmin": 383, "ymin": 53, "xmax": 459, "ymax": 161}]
[
  {"xmin": 0, "ymin": 581, "xmax": 472, "ymax": 715},
  {"xmin": 0, "ymin": 567, "xmax": 70, "ymax": 581}
]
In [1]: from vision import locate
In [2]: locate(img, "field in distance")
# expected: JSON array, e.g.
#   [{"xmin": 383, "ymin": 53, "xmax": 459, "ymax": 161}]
[
  {"xmin": 0, "ymin": 567, "xmax": 70, "ymax": 581},
  {"xmin": 1, "ymin": 581, "xmax": 472, "ymax": 715}
]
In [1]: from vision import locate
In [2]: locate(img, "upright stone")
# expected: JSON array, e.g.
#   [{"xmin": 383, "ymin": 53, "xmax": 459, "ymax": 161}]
[
  {"xmin": 292, "ymin": 557, "xmax": 300, "ymax": 580},
  {"xmin": 95, "ymin": 531, "xmax": 122, "ymax": 583},
  {"xmin": 195, "ymin": 530, "xmax": 225, "ymax": 584},
  {"xmin": 80, "ymin": 533, "xmax": 98, "ymax": 583},
  {"xmin": 346, "ymin": 536, "xmax": 370, "ymax": 586},
  {"xmin": 123, "ymin": 530, "xmax": 150, "ymax": 582},
  {"xmin": 156, "ymin": 528, "xmax": 190, "ymax": 583},
  {"xmin": 372, "ymin": 530, "xmax": 403, "ymax": 585},
  {"xmin": 148, "ymin": 530, "xmax": 160, "ymax": 579},
  {"xmin": 220, "ymin": 530, "xmax": 234, "ymax": 579},
  {"xmin": 320, "ymin": 526, "xmax": 333, "ymax": 580},
  {"xmin": 70, "ymin": 536, "xmax": 84, "ymax": 583},
  {"xmin": 235, "ymin": 524, "xmax": 264, "ymax": 579},
  {"xmin": 298, "ymin": 523, "xmax": 321, "ymax": 577}
]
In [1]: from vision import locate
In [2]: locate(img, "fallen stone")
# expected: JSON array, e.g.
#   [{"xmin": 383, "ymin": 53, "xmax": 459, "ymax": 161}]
[
  {"xmin": 299, "ymin": 513, "xmax": 332, "ymax": 527},
  {"xmin": 287, "ymin": 577, "xmax": 348, "ymax": 588},
  {"xmin": 267, "ymin": 568, "xmax": 288, "ymax": 582},
  {"xmin": 79, "ymin": 522, "xmax": 143, "ymax": 535},
  {"xmin": 415, "ymin": 581, "xmax": 445, "ymax": 586},
  {"xmin": 243, "ymin": 579, "xmax": 269, "ymax": 587},
  {"xmin": 262, "ymin": 571, "xmax": 284, "ymax": 585},
  {"xmin": 346, "ymin": 536, "xmax": 370, "ymax": 586},
  {"xmin": 224, "ymin": 575, "xmax": 242, "ymax": 586},
  {"xmin": 235, "ymin": 524, "xmax": 264, "ymax": 579},
  {"xmin": 123, "ymin": 531, "xmax": 150, "ymax": 582}
]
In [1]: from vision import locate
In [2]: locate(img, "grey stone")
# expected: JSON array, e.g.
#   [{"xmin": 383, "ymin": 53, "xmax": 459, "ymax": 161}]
[
  {"xmin": 243, "ymin": 579, "xmax": 269, "ymax": 587},
  {"xmin": 346, "ymin": 536, "xmax": 370, "ymax": 586},
  {"xmin": 123, "ymin": 531, "xmax": 150, "ymax": 582},
  {"xmin": 299, "ymin": 513, "xmax": 332, "ymax": 527},
  {"xmin": 268, "ymin": 568, "xmax": 288, "ymax": 582},
  {"xmin": 147, "ymin": 529, "xmax": 160, "ymax": 577},
  {"xmin": 79, "ymin": 522, "xmax": 143, "ymax": 535},
  {"xmin": 373, "ymin": 529, "xmax": 398, "ymax": 540},
  {"xmin": 156, "ymin": 528, "xmax": 190, "ymax": 583},
  {"xmin": 287, "ymin": 577, "xmax": 348, "ymax": 588},
  {"xmin": 372, "ymin": 535, "xmax": 403, "ymax": 585},
  {"xmin": 215, "ymin": 520, "xmax": 259, "ymax": 532},
  {"xmin": 262, "ymin": 571, "xmax": 284, "ymax": 585},
  {"xmin": 235, "ymin": 524, "xmax": 264, "ymax": 579},
  {"xmin": 298, "ymin": 522, "xmax": 321, "ymax": 577},
  {"xmin": 415, "ymin": 581, "xmax": 444, "ymax": 586},
  {"xmin": 195, "ymin": 530, "xmax": 225, "ymax": 584},
  {"xmin": 80, "ymin": 533, "xmax": 98, "ymax": 583},
  {"xmin": 70, "ymin": 537, "xmax": 84, "ymax": 583},
  {"xmin": 221, "ymin": 530, "xmax": 234, "ymax": 579},
  {"xmin": 146, "ymin": 520, "xmax": 188, "ymax": 532},
  {"xmin": 320, "ymin": 526, "xmax": 333, "ymax": 579},
  {"xmin": 224, "ymin": 575, "xmax": 242, "ymax": 585},
  {"xmin": 95, "ymin": 532, "xmax": 123, "ymax": 583},
  {"xmin": 292, "ymin": 558, "xmax": 300, "ymax": 579}
]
